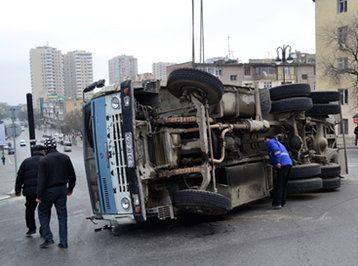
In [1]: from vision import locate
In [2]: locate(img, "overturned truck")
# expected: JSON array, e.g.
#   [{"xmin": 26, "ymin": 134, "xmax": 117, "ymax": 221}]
[{"xmin": 83, "ymin": 68, "xmax": 345, "ymax": 226}]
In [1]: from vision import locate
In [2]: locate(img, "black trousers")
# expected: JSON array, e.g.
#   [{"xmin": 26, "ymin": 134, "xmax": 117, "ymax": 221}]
[
  {"xmin": 355, "ymin": 135, "xmax": 358, "ymax": 146},
  {"xmin": 272, "ymin": 165, "xmax": 292, "ymax": 206},
  {"xmin": 25, "ymin": 195, "xmax": 38, "ymax": 231}
]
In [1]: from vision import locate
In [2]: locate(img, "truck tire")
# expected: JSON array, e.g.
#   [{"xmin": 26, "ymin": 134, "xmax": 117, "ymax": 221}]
[
  {"xmin": 172, "ymin": 189, "xmax": 231, "ymax": 216},
  {"xmin": 269, "ymin": 83, "xmax": 311, "ymax": 101},
  {"xmin": 289, "ymin": 163, "xmax": 321, "ymax": 180},
  {"xmin": 310, "ymin": 91, "xmax": 341, "ymax": 104},
  {"xmin": 271, "ymin": 97, "xmax": 313, "ymax": 114},
  {"xmin": 167, "ymin": 68, "xmax": 224, "ymax": 105},
  {"xmin": 259, "ymin": 88, "xmax": 271, "ymax": 115},
  {"xmin": 287, "ymin": 178, "xmax": 323, "ymax": 194},
  {"xmin": 321, "ymin": 177, "xmax": 341, "ymax": 190},
  {"xmin": 306, "ymin": 103, "xmax": 341, "ymax": 117},
  {"xmin": 319, "ymin": 164, "xmax": 341, "ymax": 178}
]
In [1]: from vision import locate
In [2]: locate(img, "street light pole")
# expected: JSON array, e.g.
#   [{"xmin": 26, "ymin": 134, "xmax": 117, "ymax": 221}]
[{"xmin": 275, "ymin": 44, "xmax": 294, "ymax": 84}]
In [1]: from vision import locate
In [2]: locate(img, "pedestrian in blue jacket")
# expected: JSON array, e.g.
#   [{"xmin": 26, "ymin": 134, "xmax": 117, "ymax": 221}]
[{"xmin": 266, "ymin": 136, "xmax": 293, "ymax": 209}]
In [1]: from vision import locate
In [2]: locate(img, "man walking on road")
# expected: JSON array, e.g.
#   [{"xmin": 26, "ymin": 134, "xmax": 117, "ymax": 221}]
[
  {"xmin": 266, "ymin": 135, "xmax": 293, "ymax": 209},
  {"xmin": 37, "ymin": 138, "xmax": 76, "ymax": 249},
  {"xmin": 15, "ymin": 145, "xmax": 46, "ymax": 236}
]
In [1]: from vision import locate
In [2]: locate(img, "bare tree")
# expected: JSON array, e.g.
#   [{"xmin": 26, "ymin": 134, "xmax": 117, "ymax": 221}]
[
  {"xmin": 61, "ymin": 111, "xmax": 82, "ymax": 136},
  {"xmin": 319, "ymin": 16, "xmax": 358, "ymax": 106}
]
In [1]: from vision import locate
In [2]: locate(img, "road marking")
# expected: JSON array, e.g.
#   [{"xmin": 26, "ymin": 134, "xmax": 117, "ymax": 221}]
[{"xmin": 0, "ymin": 194, "xmax": 10, "ymax": 201}]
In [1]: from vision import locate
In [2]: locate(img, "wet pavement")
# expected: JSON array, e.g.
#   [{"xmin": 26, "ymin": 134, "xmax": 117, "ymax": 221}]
[{"xmin": 1, "ymin": 133, "xmax": 358, "ymax": 266}]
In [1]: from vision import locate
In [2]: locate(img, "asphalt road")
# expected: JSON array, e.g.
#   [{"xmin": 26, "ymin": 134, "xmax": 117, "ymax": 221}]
[{"xmin": 1, "ymin": 135, "xmax": 358, "ymax": 266}]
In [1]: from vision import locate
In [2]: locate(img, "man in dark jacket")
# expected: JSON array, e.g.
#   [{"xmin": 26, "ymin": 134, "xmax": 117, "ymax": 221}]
[
  {"xmin": 355, "ymin": 125, "xmax": 358, "ymax": 146},
  {"xmin": 266, "ymin": 136, "xmax": 293, "ymax": 209},
  {"xmin": 15, "ymin": 145, "xmax": 46, "ymax": 236},
  {"xmin": 36, "ymin": 138, "xmax": 76, "ymax": 249}
]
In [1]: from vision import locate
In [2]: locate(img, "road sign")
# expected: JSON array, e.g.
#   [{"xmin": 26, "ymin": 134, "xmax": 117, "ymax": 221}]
[{"xmin": 5, "ymin": 123, "xmax": 21, "ymax": 138}]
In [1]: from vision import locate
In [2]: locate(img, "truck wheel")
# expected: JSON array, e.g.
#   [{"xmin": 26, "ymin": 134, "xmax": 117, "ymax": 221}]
[
  {"xmin": 319, "ymin": 164, "xmax": 341, "ymax": 178},
  {"xmin": 167, "ymin": 68, "xmax": 224, "ymax": 105},
  {"xmin": 269, "ymin": 83, "xmax": 311, "ymax": 101},
  {"xmin": 172, "ymin": 189, "xmax": 231, "ymax": 216},
  {"xmin": 271, "ymin": 97, "xmax": 313, "ymax": 114},
  {"xmin": 306, "ymin": 103, "xmax": 341, "ymax": 117},
  {"xmin": 287, "ymin": 178, "xmax": 323, "ymax": 194},
  {"xmin": 321, "ymin": 177, "xmax": 341, "ymax": 191},
  {"xmin": 310, "ymin": 91, "xmax": 341, "ymax": 104},
  {"xmin": 289, "ymin": 163, "xmax": 321, "ymax": 180}
]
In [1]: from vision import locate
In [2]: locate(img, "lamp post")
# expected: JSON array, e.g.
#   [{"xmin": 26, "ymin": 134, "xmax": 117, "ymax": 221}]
[{"xmin": 275, "ymin": 44, "xmax": 294, "ymax": 84}]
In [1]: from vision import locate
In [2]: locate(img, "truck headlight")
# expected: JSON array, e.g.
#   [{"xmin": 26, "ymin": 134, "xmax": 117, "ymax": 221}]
[
  {"xmin": 111, "ymin": 97, "xmax": 120, "ymax": 109},
  {"xmin": 124, "ymin": 96, "xmax": 130, "ymax": 107},
  {"xmin": 125, "ymin": 132, "xmax": 134, "ymax": 168},
  {"xmin": 121, "ymin": 197, "xmax": 130, "ymax": 210}
]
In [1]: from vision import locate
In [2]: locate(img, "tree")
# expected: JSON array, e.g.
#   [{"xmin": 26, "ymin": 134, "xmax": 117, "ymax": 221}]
[
  {"xmin": 0, "ymin": 103, "xmax": 9, "ymax": 121},
  {"xmin": 17, "ymin": 109, "xmax": 28, "ymax": 121},
  {"xmin": 61, "ymin": 111, "xmax": 83, "ymax": 136},
  {"xmin": 319, "ymin": 17, "xmax": 358, "ymax": 106}
]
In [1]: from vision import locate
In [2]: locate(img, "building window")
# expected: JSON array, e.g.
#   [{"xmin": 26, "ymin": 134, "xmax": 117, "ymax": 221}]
[
  {"xmin": 339, "ymin": 119, "xmax": 348, "ymax": 135},
  {"xmin": 244, "ymin": 66, "xmax": 251, "ymax": 76},
  {"xmin": 302, "ymin": 74, "xmax": 308, "ymax": 80},
  {"xmin": 338, "ymin": 57, "xmax": 348, "ymax": 70},
  {"xmin": 338, "ymin": 26, "xmax": 348, "ymax": 47},
  {"xmin": 216, "ymin": 69, "xmax": 222, "ymax": 76},
  {"xmin": 284, "ymin": 66, "xmax": 290, "ymax": 75},
  {"xmin": 339, "ymin": 88, "xmax": 348, "ymax": 104},
  {"xmin": 337, "ymin": 0, "xmax": 347, "ymax": 13},
  {"xmin": 230, "ymin": 75, "xmax": 237, "ymax": 81},
  {"xmin": 263, "ymin": 82, "xmax": 272, "ymax": 89}
]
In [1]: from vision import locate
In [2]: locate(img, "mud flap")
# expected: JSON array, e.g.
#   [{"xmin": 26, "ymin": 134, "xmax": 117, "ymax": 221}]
[{"xmin": 338, "ymin": 148, "xmax": 348, "ymax": 175}]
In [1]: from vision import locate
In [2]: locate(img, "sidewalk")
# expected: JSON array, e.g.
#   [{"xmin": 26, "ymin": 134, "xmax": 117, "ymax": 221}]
[{"xmin": 0, "ymin": 153, "xmax": 17, "ymax": 199}]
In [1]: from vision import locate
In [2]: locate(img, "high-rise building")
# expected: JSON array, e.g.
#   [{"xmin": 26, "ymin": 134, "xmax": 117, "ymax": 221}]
[
  {"xmin": 63, "ymin": 50, "xmax": 93, "ymax": 99},
  {"xmin": 30, "ymin": 46, "xmax": 64, "ymax": 108},
  {"xmin": 314, "ymin": 0, "xmax": 358, "ymax": 138},
  {"xmin": 152, "ymin": 62, "xmax": 175, "ymax": 81},
  {"xmin": 108, "ymin": 55, "xmax": 138, "ymax": 84}
]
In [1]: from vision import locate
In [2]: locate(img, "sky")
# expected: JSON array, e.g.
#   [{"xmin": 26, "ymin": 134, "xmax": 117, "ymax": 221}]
[{"xmin": 0, "ymin": 0, "xmax": 316, "ymax": 105}]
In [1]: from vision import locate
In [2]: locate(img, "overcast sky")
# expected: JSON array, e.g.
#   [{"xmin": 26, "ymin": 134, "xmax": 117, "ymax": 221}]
[{"xmin": 0, "ymin": 0, "xmax": 315, "ymax": 105}]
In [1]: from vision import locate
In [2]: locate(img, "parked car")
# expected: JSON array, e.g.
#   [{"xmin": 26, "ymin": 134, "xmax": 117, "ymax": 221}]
[
  {"xmin": 19, "ymin": 140, "xmax": 26, "ymax": 146},
  {"xmin": 63, "ymin": 141, "xmax": 72, "ymax": 152},
  {"xmin": 8, "ymin": 148, "xmax": 15, "ymax": 155}
]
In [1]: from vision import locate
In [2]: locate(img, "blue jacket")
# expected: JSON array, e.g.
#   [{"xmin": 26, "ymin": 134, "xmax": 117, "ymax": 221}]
[{"xmin": 266, "ymin": 138, "xmax": 293, "ymax": 167}]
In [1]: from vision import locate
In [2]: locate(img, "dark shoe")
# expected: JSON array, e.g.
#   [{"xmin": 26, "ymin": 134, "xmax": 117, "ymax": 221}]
[
  {"xmin": 58, "ymin": 243, "xmax": 68, "ymax": 249},
  {"xmin": 272, "ymin": 205, "xmax": 282, "ymax": 210},
  {"xmin": 26, "ymin": 229, "xmax": 36, "ymax": 236},
  {"xmin": 40, "ymin": 240, "xmax": 54, "ymax": 248}
]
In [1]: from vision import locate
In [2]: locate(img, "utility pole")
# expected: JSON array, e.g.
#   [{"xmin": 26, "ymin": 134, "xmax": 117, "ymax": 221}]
[{"xmin": 10, "ymin": 107, "xmax": 18, "ymax": 174}]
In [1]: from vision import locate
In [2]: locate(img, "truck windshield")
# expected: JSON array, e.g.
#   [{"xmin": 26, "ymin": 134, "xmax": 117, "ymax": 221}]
[{"xmin": 83, "ymin": 102, "xmax": 100, "ymax": 214}]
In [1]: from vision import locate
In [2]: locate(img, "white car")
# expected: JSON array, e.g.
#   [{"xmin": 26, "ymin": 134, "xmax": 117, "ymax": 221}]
[{"xmin": 19, "ymin": 140, "xmax": 26, "ymax": 146}]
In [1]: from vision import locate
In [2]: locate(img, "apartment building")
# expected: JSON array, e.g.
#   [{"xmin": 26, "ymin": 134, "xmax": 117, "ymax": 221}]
[
  {"xmin": 63, "ymin": 50, "xmax": 93, "ymax": 99},
  {"xmin": 167, "ymin": 58, "xmax": 315, "ymax": 91},
  {"xmin": 108, "ymin": 55, "xmax": 138, "ymax": 84},
  {"xmin": 30, "ymin": 46, "xmax": 64, "ymax": 109},
  {"xmin": 314, "ymin": 0, "xmax": 358, "ymax": 137},
  {"xmin": 152, "ymin": 62, "xmax": 175, "ymax": 81}
]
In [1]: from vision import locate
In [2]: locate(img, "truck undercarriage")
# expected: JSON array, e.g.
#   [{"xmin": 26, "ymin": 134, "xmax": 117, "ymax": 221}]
[{"xmin": 83, "ymin": 68, "xmax": 345, "ymax": 226}]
